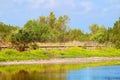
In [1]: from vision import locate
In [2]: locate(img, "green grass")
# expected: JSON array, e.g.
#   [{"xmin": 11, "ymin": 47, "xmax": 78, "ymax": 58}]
[
  {"xmin": 61, "ymin": 47, "xmax": 120, "ymax": 57},
  {"xmin": 0, "ymin": 47, "xmax": 120, "ymax": 61},
  {"xmin": 0, "ymin": 49, "xmax": 50, "ymax": 61}
]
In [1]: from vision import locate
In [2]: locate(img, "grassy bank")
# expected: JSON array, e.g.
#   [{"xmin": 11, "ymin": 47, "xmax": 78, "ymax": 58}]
[
  {"xmin": 0, "ymin": 47, "xmax": 120, "ymax": 61},
  {"xmin": 0, "ymin": 61, "xmax": 120, "ymax": 74}
]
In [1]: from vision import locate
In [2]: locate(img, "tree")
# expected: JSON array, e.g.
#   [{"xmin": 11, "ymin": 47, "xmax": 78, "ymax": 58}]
[
  {"xmin": 89, "ymin": 24, "xmax": 107, "ymax": 43},
  {"xmin": 24, "ymin": 19, "xmax": 52, "ymax": 42},
  {"xmin": 24, "ymin": 20, "xmax": 37, "ymax": 30},
  {"xmin": 89, "ymin": 24, "xmax": 99, "ymax": 34},
  {"xmin": 10, "ymin": 29, "xmax": 35, "ymax": 51},
  {"xmin": 107, "ymin": 17, "xmax": 120, "ymax": 48},
  {"xmin": 0, "ymin": 22, "xmax": 19, "ymax": 41},
  {"xmin": 67, "ymin": 28, "xmax": 84, "ymax": 41},
  {"xmin": 34, "ymin": 24, "xmax": 51, "ymax": 42},
  {"xmin": 54, "ymin": 15, "xmax": 70, "ymax": 42},
  {"xmin": 38, "ymin": 16, "xmax": 48, "ymax": 24},
  {"xmin": 49, "ymin": 12, "xmax": 56, "ymax": 29}
]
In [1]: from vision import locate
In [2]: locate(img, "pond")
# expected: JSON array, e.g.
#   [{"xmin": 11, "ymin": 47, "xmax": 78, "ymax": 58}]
[
  {"xmin": 67, "ymin": 65, "xmax": 120, "ymax": 80},
  {"xmin": 0, "ymin": 62, "xmax": 120, "ymax": 80}
]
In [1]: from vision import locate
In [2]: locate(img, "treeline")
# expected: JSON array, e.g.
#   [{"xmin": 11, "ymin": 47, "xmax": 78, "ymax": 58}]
[
  {"xmin": 0, "ymin": 12, "xmax": 120, "ymax": 48},
  {"xmin": 0, "ymin": 22, "xmax": 18, "ymax": 41}
]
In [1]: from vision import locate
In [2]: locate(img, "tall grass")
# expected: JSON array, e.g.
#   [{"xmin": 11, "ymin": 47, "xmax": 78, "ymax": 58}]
[{"xmin": 0, "ymin": 47, "xmax": 120, "ymax": 61}]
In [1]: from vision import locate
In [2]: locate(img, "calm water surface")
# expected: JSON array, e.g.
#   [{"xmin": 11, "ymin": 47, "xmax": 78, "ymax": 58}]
[
  {"xmin": 67, "ymin": 65, "xmax": 120, "ymax": 80},
  {"xmin": 0, "ymin": 65, "xmax": 120, "ymax": 80}
]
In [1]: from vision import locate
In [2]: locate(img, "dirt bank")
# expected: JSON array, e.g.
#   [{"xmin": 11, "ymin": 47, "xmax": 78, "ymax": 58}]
[{"xmin": 0, "ymin": 57, "xmax": 120, "ymax": 65}]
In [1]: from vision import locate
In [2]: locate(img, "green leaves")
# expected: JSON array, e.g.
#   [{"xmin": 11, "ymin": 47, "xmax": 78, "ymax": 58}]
[
  {"xmin": 11, "ymin": 29, "xmax": 34, "ymax": 44},
  {"xmin": 0, "ymin": 12, "xmax": 120, "ymax": 49},
  {"xmin": 107, "ymin": 17, "xmax": 120, "ymax": 48},
  {"xmin": 0, "ymin": 22, "xmax": 19, "ymax": 41},
  {"xmin": 89, "ymin": 24, "xmax": 107, "ymax": 43}
]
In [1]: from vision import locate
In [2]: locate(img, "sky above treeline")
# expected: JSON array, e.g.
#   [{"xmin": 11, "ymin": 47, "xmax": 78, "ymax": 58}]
[{"xmin": 0, "ymin": 0, "xmax": 120, "ymax": 32}]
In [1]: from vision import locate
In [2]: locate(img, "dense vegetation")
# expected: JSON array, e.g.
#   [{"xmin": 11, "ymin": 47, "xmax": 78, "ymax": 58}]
[
  {"xmin": 0, "ymin": 22, "xmax": 19, "ymax": 41},
  {"xmin": 0, "ymin": 12, "xmax": 120, "ymax": 49},
  {"xmin": 0, "ymin": 47, "xmax": 120, "ymax": 61},
  {"xmin": 0, "ymin": 12, "xmax": 120, "ymax": 60}
]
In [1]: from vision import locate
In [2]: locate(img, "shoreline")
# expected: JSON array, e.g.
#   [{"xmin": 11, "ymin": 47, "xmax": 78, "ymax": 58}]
[{"xmin": 0, "ymin": 57, "xmax": 120, "ymax": 65}]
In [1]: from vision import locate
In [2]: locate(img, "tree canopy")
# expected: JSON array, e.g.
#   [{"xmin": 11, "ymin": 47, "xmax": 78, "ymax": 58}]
[{"xmin": 0, "ymin": 12, "xmax": 120, "ymax": 49}]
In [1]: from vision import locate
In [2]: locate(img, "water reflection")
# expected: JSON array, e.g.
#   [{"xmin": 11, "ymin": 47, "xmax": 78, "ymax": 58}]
[
  {"xmin": 0, "ymin": 70, "xmax": 66, "ymax": 80},
  {"xmin": 0, "ymin": 65, "xmax": 120, "ymax": 80},
  {"xmin": 67, "ymin": 66, "xmax": 120, "ymax": 80}
]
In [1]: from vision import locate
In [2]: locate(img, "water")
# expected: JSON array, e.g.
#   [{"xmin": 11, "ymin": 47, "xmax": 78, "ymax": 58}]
[
  {"xmin": 0, "ymin": 65, "xmax": 120, "ymax": 80},
  {"xmin": 67, "ymin": 66, "xmax": 120, "ymax": 80}
]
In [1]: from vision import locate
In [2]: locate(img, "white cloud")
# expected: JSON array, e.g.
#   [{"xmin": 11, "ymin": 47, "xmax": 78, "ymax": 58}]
[
  {"xmin": 45, "ymin": 0, "xmax": 76, "ymax": 10},
  {"xmin": 108, "ymin": 0, "xmax": 120, "ymax": 9},
  {"xmin": 11, "ymin": 0, "xmax": 76, "ymax": 10},
  {"xmin": 12, "ymin": 0, "xmax": 46, "ymax": 9},
  {"xmin": 29, "ymin": 0, "xmax": 46, "ymax": 9},
  {"xmin": 1, "ymin": 0, "xmax": 94, "ymax": 16},
  {"xmin": 61, "ymin": 0, "xmax": 76, "ymax": 9},
  {"xmin": 45, "ymin": 0, "xmax": 59, "ymax": 9},
  {"xmin": 73, "ymin": 1, "xmax": 93, "ymax": 15},
  {"xmin": 80, "ymin": 1, "xmax": 93, "ymax": 13},
  {"xmin": 102, "ymin": 0, "xmax": 120, "ymax": 14}
]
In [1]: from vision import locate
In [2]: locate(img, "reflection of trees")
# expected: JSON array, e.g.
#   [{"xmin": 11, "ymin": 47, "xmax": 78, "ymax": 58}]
[
  {"xmin": 12, "ymin": 70, "xmax": 30, "ymax": 80},
  {"xmin": 0, "ymin": 70, "xmax": 66, "ymax": 80}
]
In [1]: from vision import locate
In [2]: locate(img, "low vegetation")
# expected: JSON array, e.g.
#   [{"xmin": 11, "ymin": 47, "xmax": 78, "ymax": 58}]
[{"xmin": 0, "ymin": 47, "xmax": 120, "ymax": 61}]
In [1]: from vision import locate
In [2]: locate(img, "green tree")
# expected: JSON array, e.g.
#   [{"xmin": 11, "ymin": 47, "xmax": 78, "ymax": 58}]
[
  {"xmin": 10, "ymin": 29, "xmax": 35, "ymax": 51},
  {"xmin": 0, "ymin": 22, "xmax": 19, "ymax": 41},
  {"xmin": 67, "ymin": 28, "xmax": 84, "ymax": 41},
  {"xmin": 24, "ymin": 19, "xmax": 51, "ymax": 42},
  {"xmin": 107, "ymin": 17, "xmax": 120, "ymax": 48},
  {"xmin": 24, "ymin": 20, "xmax": 37, "ymax": 30},
  {"xmin": 34, "ymin": 24, "xmax": 51, "ymax": 42},
  {"xmin": 90, "ymin": 25, "xmax": 107, "ymax": 43},
  {"xmin": 54, "ymin": 15, "xmax": 70, "ymax": 42},
  {"xmin": 49, "ymin": 12, "xmax": 56, "ymax": 29},
  {"xmin": 89, "ymin": 24, "xmax": 99, "ymax": 34},
  {"xmin": 38, "ymin": 16, "xmax": 48, "ymax": 24},
  {"xmin": 89, "ymin": 24, "xmax": 107, "ymax": 43}
]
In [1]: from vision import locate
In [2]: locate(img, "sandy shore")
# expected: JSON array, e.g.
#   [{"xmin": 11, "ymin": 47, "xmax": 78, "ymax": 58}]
[{"xmin": 0, "ymin": 57, "xmax": 120, "ymax": 65}]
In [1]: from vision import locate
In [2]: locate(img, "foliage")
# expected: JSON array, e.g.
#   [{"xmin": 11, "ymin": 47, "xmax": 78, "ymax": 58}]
[
  {"xmin": 107, "ymin": 17, "xmax": 120, "ymax": 48},
  {"xmin": 0, "ymin": 12, "xmax": 120, "ymax": 49},
  {"xmin": 11, "ymin": 29, "xmax": 34, "ymax": 44},
  {"xmin": 0, "ymin": 22, "xmax": 19, "ymax": 41},
  {"xmin": 67, "ymin": 29, "xmax": 84, "ymax": 41},
  {"xmin": 89, "ymin": 24, "xmax": 107, "ymax": 43}
]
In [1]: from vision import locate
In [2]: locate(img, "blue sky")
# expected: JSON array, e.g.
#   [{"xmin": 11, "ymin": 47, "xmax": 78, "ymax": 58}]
[{"xmin": 0, "ymin": 0, "xmax": 120, "ymax": 32}]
